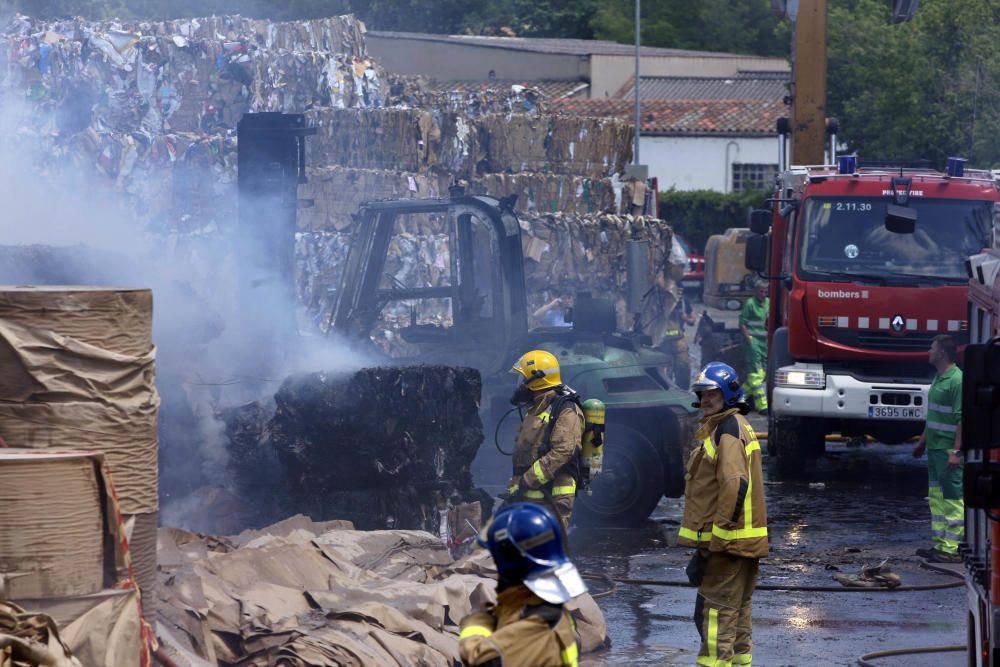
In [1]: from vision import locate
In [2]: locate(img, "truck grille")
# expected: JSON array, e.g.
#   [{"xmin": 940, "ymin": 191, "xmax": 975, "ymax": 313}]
[{"xmin": 818, "ymin": 327, "xmax": 968, "ymax": 352}]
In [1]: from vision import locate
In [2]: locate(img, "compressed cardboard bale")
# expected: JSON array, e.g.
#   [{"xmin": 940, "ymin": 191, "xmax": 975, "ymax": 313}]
[
  {"xmin": 298, "ymin": 166, "xmax": 449, "ymax": 232},
  {"xmin": 225, "ymin": 365, "xmax": 486, "ymax": 531},
  {"xmin": 468, "ymin": 173, "xmax": 620, "ymax": 215},
  {"xmin": 385, "ymin": 75, "xmax": 552, "ymax": 116},
  {"xmin": 0, "ymin": 14, "xmax": 380, "ymax": 135},
  {"xmin": 478, "ymin": 114, "xmax": 632, "ymax": 178},
  {"xmin": 0, "ymin": 451, "xmax": 105, "ymax": 599},
  {"xmin": 306, "ymin": 108, "xmax": 416, "ymax": 172}
]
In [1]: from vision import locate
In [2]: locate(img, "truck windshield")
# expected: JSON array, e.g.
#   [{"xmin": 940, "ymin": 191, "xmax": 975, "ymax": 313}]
[{"xmin": 797, "ymin": 196, "xmax": 993, "ymax": 284}]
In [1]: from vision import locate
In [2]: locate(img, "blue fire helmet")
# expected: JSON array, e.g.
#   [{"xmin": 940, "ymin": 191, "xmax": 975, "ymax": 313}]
[
  {"xmin": 480, "ymin": 503, "xmax": 587, "ymax": 604},
  {"xmin": 692, "ymin": 361, "xmax": 744, "ymax": 406}
]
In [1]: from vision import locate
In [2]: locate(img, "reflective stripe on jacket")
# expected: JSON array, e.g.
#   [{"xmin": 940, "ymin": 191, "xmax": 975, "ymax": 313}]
[
  {"xmin": 508, "ymin": 389, "xmax": 584, "ymax": 499},
  {"xmin": 678, "ymin": 408, "xmax": 769, "ymax": 558},
  {"xmin": 459, "ymin": 584, "xmax": 579, "ymax": 666}
]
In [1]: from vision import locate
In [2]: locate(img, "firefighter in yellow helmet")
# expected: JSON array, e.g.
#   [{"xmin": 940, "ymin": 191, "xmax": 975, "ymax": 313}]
[{"xmin": 507, "ymin": 350, "xmax": 585, "ymax": 534}]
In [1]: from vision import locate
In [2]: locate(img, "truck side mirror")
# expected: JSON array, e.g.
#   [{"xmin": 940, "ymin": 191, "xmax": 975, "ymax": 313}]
[
  {"xmin": 748, "ymin": 209, "xmax": 772, "ymax": 235},
  {"xmin": 745, "ymin": 234, "xmax": 769, "ymax": 273},
  {"xmin": 885, "ymin": 204, "xmax": 917, "ymax": 234}
]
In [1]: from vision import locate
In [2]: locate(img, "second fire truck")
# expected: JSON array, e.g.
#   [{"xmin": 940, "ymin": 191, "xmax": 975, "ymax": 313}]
[{"xmin": 745, "ymin": 157, "xmax": 998, "ymax": 474}]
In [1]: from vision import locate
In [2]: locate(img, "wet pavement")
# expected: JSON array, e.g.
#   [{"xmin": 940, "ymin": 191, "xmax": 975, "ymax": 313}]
[{"xmin": 571, "ymin": 439, "xmax": 966, "ymax": 667}]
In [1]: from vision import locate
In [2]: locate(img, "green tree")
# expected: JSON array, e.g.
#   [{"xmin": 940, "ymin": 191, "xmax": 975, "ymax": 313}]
[
  {"xmin": 659, "ymin": 189, "xmax": 769, "ymax": 253},
  {"xmin": 590, "ymin": 0, "xmax": 788, "ymax": 57},
  {"xmin": 828, "ymin": 0, "xmax": 1000, "ymax": 167}
]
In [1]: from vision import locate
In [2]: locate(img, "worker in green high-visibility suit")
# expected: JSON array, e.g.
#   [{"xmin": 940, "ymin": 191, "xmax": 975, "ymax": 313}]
[{"xmin": 739, "ymin": 280, "xmax": 769, "ymax": 414}]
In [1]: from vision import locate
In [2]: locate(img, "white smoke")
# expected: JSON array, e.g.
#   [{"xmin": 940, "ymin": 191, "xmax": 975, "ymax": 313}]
[{"xmin": 0, "ymin": 57, "xmax": 372, "ymax": 519}]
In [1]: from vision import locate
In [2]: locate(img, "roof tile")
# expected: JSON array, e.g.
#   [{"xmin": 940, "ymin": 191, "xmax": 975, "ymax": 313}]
[{"xmin": 552, "ymin": 99, "xmax": 784, "ymax": 135}]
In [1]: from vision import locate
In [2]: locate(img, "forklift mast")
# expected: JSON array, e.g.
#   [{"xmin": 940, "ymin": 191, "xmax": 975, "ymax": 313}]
[{"xmin": 236, "ymin": 112, "xmax": 315, "ymax": 356}]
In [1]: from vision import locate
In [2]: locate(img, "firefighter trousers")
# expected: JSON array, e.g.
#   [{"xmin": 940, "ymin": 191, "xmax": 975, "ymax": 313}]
[
  {"xmin": 927, "ymin": 448, "xmax": 964, "ymax": 555},
  {"xmin": 519, "ymin": 490, "xmax": 574, "ymax": 536},
  {"xmin": 693, "ymin": 551, "xmax": 759, "ymax": 667}
]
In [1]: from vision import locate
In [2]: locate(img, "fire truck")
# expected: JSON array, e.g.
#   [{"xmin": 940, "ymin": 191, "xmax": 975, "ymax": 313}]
[
  {"xmin": 963, "ymin": 246, "xmax": 1000, "ymax": 666},
  {"xmin": 745, "ymin": 157, "xmax": 999, "ymax": 474}
]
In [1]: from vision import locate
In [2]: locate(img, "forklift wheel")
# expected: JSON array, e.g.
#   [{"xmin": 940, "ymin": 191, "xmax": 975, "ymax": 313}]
[{"xmin": 574, "ymin": 423, "xmax": 664, "ymax": 529}]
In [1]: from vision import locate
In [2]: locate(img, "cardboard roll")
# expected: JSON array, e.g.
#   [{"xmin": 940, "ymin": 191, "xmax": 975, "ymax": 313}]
[{"xmin": 0, "ymin": 450, "xmax": 105, "ymax": 599}]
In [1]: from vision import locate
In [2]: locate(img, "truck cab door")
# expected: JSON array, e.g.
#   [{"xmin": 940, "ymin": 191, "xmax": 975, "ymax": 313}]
[{"xmin": 331, "ymin": 198, "xmax": 523, "ymax": 377}]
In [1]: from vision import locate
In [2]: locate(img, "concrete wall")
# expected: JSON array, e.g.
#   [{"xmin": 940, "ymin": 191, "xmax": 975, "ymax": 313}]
[
  {"xmin": 643, "ymin": 135, "xmax": 780, "ymax": 192},
  {"xmin": 590, "ymin": 54, "xmax": 789, "ymax": 99},
  {"xmin": 367, "ymin": 34, "xmax": 587, "ymax": 81}
]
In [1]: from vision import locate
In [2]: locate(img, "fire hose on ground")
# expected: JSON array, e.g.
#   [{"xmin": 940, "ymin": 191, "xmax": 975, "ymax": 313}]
[{"xmin": 578, "ymin": 561, "xmax": 967, "ymax": 665}]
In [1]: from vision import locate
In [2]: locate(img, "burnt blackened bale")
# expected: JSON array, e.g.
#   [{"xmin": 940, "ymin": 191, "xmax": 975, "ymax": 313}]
[{"xmin": 260, "ymin": 365, "xmax": 485, "ymax": 530}]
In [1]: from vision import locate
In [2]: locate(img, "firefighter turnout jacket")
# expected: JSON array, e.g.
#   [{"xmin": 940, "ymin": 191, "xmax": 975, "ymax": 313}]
[
  {"xmin": 508, "ymin": 389, "xmax": 585, "ymax": 505},
  {"xmin": 678, "ymin": 408, "xmax": 769, "ymax": 558},
  {"xmin": 459, "ymin": 584, "xmax": 580, "ymax": 666}
]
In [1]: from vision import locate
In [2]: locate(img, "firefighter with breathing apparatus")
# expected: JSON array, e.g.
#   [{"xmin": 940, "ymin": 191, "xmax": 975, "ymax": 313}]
[{"xmin": 507, "ymin": 350, "xmax": 604, "ymax": 533}]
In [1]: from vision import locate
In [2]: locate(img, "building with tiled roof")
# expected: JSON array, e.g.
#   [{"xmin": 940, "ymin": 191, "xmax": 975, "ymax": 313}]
[
  {"xmin": 616, "ymin": 72, "xmax": 789, "ymax": 101},
  {"xmin": 554, "ymin": 98, "xmax": 784, "ymax": 135},
  {"xmin": 367, "ymin": 31, "xmax": 787, "ymax": 99},
  {"xmin": 425, "ymin": 78, "xmax": 590, "ymax": 100},
  {"xmin": 554, "ymin": 97, "xmax": 784, "ymax": 193}
]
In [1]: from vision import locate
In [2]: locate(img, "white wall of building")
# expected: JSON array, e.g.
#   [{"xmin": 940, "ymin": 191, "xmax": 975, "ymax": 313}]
[{"xmin": 642, "ymin": 135, "xmax": 780, "ymax": 192}]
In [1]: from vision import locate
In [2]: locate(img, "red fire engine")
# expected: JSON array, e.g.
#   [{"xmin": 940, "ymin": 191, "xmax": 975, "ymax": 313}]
[
  {"xmin": 745, "ymin": 157, "xmax": 999, "ymax": 474},
  {"xmin": 963, "ymin": 246, "xmax": 1000, "ymax": 666}
]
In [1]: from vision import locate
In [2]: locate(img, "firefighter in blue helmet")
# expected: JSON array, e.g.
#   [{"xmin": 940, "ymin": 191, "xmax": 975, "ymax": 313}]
[
  {"xmin": 459, "ymin": 503, "xmax": 584, "ymax": 666},
  {"xmin": 679, "ymin": 362, "xmax": 769, "ymax": 667}
]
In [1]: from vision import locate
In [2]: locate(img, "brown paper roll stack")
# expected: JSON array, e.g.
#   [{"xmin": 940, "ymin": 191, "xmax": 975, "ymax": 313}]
[
  {"xmin": 0, "ymin": 286, "xmax": 159, "ymax": 613},
  {"xmin": 0, "ymin": 451, "xmax": 104, "ymax": 598}
]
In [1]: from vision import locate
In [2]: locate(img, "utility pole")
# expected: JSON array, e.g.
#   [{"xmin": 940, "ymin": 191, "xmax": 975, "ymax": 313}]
[
  {"xmin": 633, "ymin": 0, "xmax": 641, "ymax": 165},
  {"xmin": 790, "ymin": 0, "xmax": 827, "ymax": 165},
  {"xmin": 624, "ymin": 0, "xmax": 648, "ymax": 194}
]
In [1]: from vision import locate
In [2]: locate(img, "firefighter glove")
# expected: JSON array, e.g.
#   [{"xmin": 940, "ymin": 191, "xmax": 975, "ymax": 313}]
[{"xmin": 685, "ymin": 550, "xmax": 707, "ymax": 586}]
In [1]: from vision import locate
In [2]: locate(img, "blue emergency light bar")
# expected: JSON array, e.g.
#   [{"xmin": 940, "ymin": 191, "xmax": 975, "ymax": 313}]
[
  {"xmin": 837, "ymin": 155, "xmax": 857, "ymax": 175},
  {"xmin": 946, "ymin": 157, "xmax": 966, "ymax": 177}
]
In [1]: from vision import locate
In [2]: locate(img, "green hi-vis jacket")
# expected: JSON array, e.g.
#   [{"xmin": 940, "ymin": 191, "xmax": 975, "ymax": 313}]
[
  {"xmin": 678, "ymin": 408, "xmax": 769, "ymax": 559},
  {"xmin": 926, "ymin": 363, "xmax": 962, "ymax": 450},
  {"xmin": 459, "ymin": 584, "xmax": 579, "ymax": 666}
]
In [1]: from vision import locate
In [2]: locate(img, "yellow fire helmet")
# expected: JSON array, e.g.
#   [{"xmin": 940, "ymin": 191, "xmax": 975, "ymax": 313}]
[{"xmin": 511, "ymin": 349, "xmax": 562, "ymax": 391}]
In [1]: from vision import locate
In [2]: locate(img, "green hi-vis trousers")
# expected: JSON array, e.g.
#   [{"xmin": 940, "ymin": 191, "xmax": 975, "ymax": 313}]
[
  {"xmin": 927, "ymin": 448, "xmax": 964, "ymax": 555},
  {"xmin": 743, "ymin": 338, "xmax": 768, "ymax": 411}
]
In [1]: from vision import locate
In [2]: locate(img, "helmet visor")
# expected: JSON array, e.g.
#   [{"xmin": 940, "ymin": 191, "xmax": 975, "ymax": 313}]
[{"xmin": 524, "ymin": 561, "xmax": 587, "ymax": 604}]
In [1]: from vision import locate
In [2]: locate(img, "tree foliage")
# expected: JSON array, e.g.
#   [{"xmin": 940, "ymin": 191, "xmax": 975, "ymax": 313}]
[
  {"xmin": 591, "ymin": 1, "xmax": 788, "ymax": 56},
  {"xmin": 828, "ymin": 0, "xmax": 1000, "ymax": 167}
]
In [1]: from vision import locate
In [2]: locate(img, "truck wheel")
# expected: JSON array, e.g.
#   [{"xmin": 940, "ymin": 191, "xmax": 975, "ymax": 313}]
[
  {"xmin": 772, "ymin": 416, "xmax": 825, "ymax": 477},
  {"xmin": 574, "ymin": 423, "xmax": 664, "ymax": 529}
]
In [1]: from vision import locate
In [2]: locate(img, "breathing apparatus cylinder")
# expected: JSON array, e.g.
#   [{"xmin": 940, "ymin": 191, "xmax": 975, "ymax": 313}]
[{"xmin": 581, "ymin": 399, "xmax": 605, "ymax": 494}]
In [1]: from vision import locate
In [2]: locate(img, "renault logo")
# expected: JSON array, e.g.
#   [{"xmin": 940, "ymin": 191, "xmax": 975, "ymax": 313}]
[{"xmin": 891, "ymin": 314, "xmax": 905, "ymax": 332}]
